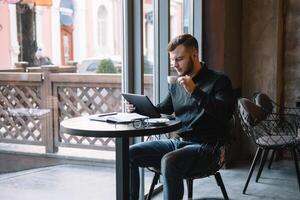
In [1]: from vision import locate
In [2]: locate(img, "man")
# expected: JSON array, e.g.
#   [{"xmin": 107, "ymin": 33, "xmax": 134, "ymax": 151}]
[{"xmin": 129, "ymin": 34, "xmax": 234, "ymax": 200}]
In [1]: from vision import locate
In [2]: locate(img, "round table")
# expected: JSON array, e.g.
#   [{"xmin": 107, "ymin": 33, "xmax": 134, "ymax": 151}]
[{"xmin": 60, "ymin": 115, "xmax": 181, "ymax": 200}]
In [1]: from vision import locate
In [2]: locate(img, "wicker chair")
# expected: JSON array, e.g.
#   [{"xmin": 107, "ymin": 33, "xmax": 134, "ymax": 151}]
[
  {"xmin": 238, "ymin": 98, "xmax": 300, "ymax": 194},
  {"xmin": 253, "ymin": 93, "xmax": 300, "ymax": 118},
  {"xmin": 253, "ymin": 93, "xmax": 300, "ymax": 171}
]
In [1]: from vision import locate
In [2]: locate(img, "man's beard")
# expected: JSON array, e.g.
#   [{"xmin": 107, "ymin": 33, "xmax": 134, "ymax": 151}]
[{"xmin": 181, "ymin": 56, "xmax": 194, "ymax": 76}]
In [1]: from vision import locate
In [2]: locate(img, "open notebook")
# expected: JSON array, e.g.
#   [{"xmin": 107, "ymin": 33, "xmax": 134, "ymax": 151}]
[{"xmin": 89, "ymin": 112, "xmax": 148, "ymax": 123}]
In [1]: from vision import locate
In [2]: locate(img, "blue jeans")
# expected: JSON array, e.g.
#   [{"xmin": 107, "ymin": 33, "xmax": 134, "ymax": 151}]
[{"xmin": 129, "ymin": 138, "xmax": 221, "ymax": 200}]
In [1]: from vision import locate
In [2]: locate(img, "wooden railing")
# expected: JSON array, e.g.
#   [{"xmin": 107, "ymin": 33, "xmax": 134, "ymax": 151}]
[{"xmin": 0, "ymin": 68, "xmax": 153, "ymax": 153}]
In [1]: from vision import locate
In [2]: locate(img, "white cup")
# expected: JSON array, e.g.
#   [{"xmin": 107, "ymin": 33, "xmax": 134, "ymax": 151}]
[{"xmin": 167, "ymin": 76, "xmax": 178, "ymax": 84}]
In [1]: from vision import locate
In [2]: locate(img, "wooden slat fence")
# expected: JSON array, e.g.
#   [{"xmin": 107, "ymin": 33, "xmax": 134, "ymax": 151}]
[
  {"xmin": 0, "ymin": 69, "xmax": 153, "ymax": 153},
  {"xmin": 0, "ymin": 73, "xmax": 44, "ymax": 146}
]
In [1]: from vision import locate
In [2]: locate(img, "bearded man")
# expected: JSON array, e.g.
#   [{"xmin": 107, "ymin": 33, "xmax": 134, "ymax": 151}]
[{"xmin": 129, "ymin": 34, "xmax": 234, "ymax": 200}]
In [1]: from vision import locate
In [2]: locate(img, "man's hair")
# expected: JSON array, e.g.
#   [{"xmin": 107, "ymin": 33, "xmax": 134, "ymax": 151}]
[{"xmin": 167, "ymin": 34, "xmax": 198, "ymax": 52}]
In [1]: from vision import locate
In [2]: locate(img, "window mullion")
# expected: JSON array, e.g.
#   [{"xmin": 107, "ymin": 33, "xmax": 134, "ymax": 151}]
[
  {"xmin": 154, "ymin": 0, "xmax": 170, "ymax": 104},
  {"xmin": 193, "ymin": 0, "xmax": 203, "ymax": 60}
]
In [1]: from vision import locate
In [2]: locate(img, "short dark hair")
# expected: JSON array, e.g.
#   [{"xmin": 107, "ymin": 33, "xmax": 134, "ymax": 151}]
[{"xmin": 167, "ymin": 34, "xmax": 198, "ymax": 52}]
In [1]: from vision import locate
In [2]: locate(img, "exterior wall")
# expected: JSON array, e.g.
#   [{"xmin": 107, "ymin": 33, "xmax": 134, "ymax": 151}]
[
  {"xmin": 241, "ymin": 0, "xmax": 280, "ymax": 100},
  {"xmin": 91, "ymin": 0, "xmax": 115, "ymax": 57},
  {"xmin": 0, "ymin": 3, "xmax": 54, "ymax": 68},
  {"xmin": 114, "ymin": 0, "xmax": 123, "ymax": 57},
  {"xmin": 51, "ymin": 0, "xmax": 61, "ymax": 65},
  {"xmin": 42, "ymin": 6, "xmax": 52, "ymax": 58},
  {"xmin": 0, "ymin": 3, "xmax": 12, "ymax": 68},
  {"xmin": 36, "ymin": 6, "xmax": 52, "ymax": 58},
  {"xmin": 73, "ymin": 0, "xmax": 87, "ymax": 63},
  {"xmin": 35, "ymin": 6, "xmax": 43, "ymax": 51},
  {"xmin": 85, "ymin": 0, "xmax": 94, "ymax": 58},
  {"xmin": 284, "ymin": 0, "xmax": 300, "ymax": 106},
  {"xmin": 8, "ymin": 4, "xmax": 20, "ymax": 66}
]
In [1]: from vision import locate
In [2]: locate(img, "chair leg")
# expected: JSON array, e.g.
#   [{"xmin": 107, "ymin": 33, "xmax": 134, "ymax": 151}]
[
  {"xmin": 256, "ymin": 149, "xmax": 269, "ymax": 182},
  {"xmin": 186, "ymin": 178, "xmax": 193, "ymax": 200},
  {"xmin": 268, "ymin": 149, "xmax": 276, "ymax": 169},
  {"xmin": 243, "ymin": 147, "xmax": 263, "ymax": 194},
  {"xmin": 146, "ymin": 172, "xmax": 160, "ymax": 200},
  {"xmin": 214, "ymin": 172, "xmax": 229, "ymax": 200},
  {"xmin": 291, "ymin": 148, "xmax": 300, "ymax": 191}
]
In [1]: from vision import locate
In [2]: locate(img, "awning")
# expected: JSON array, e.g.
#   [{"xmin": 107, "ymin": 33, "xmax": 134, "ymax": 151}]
[
  {"xmin": 60, "ymin": 0, "xmax": 74, "ymax": 26},
  {"xmin": 5, "ymin": 0, "xmax": 22, "ymax": 3},
  {"xmin": 20, "ymin": 0, "xmax": 52, "ymax": 6}
]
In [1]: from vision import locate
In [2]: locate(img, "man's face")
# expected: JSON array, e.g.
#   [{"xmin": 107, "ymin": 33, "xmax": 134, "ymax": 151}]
[{"xmin": 169, "ymin": 45, "xmax": 195, "ymax": 76}]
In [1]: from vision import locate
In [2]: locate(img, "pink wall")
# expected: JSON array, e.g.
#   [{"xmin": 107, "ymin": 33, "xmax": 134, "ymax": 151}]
[
  {"xmin": 0, "ymin": 4, "xmax": 12, "ymax": 68},
  {"xmin": 86, "ymin": 1, "xmax": 94, "ymax": 57},
  {"xmin": 42, "ymin": 6, "xmax": 52, "ymax": 58}
]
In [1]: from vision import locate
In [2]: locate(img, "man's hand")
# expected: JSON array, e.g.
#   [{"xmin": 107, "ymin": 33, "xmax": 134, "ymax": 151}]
[
  {"xmin": 126, "ymin": 102, "xmax": 136, "ymax": 113},
  {"xmin": 177, "ymin": 75, "xmax": 196, "ymax": 94}
]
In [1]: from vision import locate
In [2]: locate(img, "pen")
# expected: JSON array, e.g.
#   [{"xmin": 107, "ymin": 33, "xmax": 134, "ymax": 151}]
[{"xmin": 97, "ymin": 112, "xmax": 118, "ymax": 117}]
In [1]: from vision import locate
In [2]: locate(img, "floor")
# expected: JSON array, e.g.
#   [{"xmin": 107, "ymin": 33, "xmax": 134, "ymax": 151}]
[{"xmin": 0, "ymin": 160, "xmax": 299, "ymax": 200}]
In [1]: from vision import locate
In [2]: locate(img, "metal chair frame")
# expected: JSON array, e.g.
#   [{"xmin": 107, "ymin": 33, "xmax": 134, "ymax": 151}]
[
  {"xmin": 145, "ymin": 167, "xmax": 229, "ymax": 200},
  {"xmin": 253, "ymin": 93, "xmax": 300, "ymax": 171},
  {"xmin": 238, "ymin": 98, "xmax": 300, "ymax": 194}
]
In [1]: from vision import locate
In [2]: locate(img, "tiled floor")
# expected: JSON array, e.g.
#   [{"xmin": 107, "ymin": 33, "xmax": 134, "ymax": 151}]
[{"xmin": 0, "ymin": 160, "xmax": 299, "ymax": 200}]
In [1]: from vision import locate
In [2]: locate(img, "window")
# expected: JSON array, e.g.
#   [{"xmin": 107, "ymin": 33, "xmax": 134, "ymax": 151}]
[
  {"xmin": 169, "ymin": 0, "xmax": 192, "ymax": 75},
  {"xmin": 16, "ymin": 3, "xmax": 37, "ymax": 65},
  {"xmin": 97, "ymin": 5, "xmax": 108, "ymax": 49},
  {"xmin": 0, "ymin": 0, "xmax": 202, "ymax": 166},
  {"xmin": 143, "ymin": 0, "xmax": 154, "ymax": 101}
]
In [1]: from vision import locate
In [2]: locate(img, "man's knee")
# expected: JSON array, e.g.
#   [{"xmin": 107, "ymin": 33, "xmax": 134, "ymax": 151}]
[
  {"xmin": 129, "ymin": 143, "xmax": 148, "ymax": 165},
  {"xmin": 129, "ymin": 144, "xmax": 139, "ymax": 162},
  {"xmin": 161, "ymin": 153, "xmax": 178, "ymax": 174}
]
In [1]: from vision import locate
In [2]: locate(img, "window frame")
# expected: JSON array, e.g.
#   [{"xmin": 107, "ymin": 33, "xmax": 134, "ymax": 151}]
[{"xmin": 121, "ymin": 1, "xmax": 203, "ymax": 198}]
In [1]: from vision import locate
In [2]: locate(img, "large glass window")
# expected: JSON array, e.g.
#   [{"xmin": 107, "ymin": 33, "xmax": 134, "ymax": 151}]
[
  {"xmin": 169, "ymin": 0, "xmax": 191, "ymax": 75},
  {"xmin": 0, "ymin": 0, "xmax": 203, "ymax": 190},
  {"xmin": 65, "ymin": 0, "xmax": 123, "ymax": 151},
  {"xmin": 143, "ymin": 0, "xmax": 154, "ymax": 102},
  {"xmin": 0, "ymin": 1, "xmax": 123, "ymax": 154},
  {"xmin": 97, "ymin": 5, "xmax": 108, "ymax": 49}
]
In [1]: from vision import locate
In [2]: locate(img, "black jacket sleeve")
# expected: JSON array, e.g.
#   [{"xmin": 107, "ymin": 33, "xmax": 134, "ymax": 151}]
[
  {"xmin": 156, "ymin": 92, "xmax": 174, "ymax": 115},
  {"xmin": 191, "ymin": 75, "xmax": 234, "ymax": 123}
]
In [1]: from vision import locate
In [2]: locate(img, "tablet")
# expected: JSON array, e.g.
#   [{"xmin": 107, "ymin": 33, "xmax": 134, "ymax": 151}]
[{"xmin": 121, "ymin": 93, "xmax": 161, "ymax": 118}]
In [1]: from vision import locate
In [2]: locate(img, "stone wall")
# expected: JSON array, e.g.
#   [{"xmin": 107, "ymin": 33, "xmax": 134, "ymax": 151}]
[
  {"xmin": 224, "ymin": 0, "xmax": 242, "ymax": 89},
  {"xmin": 201, "ymin": 0, "xmax": 300, "ymax": 160},
  {"xmin": 242, "ymin": 0, "xmax": 281, "ymax": 100},
  {"xmin": 203, "ymin": 0, "xmax": 242, "ymax": 89},
  {"xmin": 284, "ymin": 0, "xmax": 300, "ymax": 107},
  {"xmin": 242, "ymin": 0, "xmax": 300, "ymax": 107}
]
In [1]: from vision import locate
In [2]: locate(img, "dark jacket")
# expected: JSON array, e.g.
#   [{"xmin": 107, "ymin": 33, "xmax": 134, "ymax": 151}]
[{"xmin": 156, "ymin": 64, "xmax": 234, "ymax": 144}]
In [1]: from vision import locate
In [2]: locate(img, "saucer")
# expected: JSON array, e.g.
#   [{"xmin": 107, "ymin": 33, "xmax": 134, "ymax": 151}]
[{"xmin": 147, "ymin": 118, "xmax": 170, "ymax": 125}]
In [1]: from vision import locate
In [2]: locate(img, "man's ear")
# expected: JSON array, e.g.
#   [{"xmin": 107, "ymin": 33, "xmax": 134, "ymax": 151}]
[{"xmin": 193, "ymin": 49, "xmax": 198, "ymax": 59}]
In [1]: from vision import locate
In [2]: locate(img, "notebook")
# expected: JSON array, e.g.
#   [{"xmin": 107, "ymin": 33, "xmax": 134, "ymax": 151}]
[{"xmin": 89, "ymin": 112, "xmax": 148, "ymax": 123}]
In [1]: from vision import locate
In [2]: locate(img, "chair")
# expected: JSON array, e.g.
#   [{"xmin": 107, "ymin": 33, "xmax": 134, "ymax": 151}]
[
  {"xmin": 145, "ymin": 146, "xmax": 229, "ymax": 200},
  {"xmin": 145, "ymin": 117, "xmax": 236, "ymax": 200},
  {"xmin": 253, "ymin": 93, "xmax": 300, "ymax": 171},
  {"xmin": 253, "ymin": 93, "xmax": 300, "ymax": 118},
  {"xmin": 237, "ymin": 98, "xmax": 300, "ymax": 194}
]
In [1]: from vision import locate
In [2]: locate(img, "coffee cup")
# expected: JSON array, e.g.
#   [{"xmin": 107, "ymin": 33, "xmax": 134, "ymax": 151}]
[{"xmin": 167, "ymin": 76, "xmax": 178, "ymax": 84}]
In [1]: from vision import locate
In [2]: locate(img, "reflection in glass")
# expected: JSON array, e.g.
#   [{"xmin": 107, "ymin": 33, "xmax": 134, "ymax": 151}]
[
  {"xmin": 169, "ymin": 0, "xmax": 190, "ymax": 76},
  {"xmin": 143, "ymin": 0, "xmax": 154, "ymax": 102}
]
